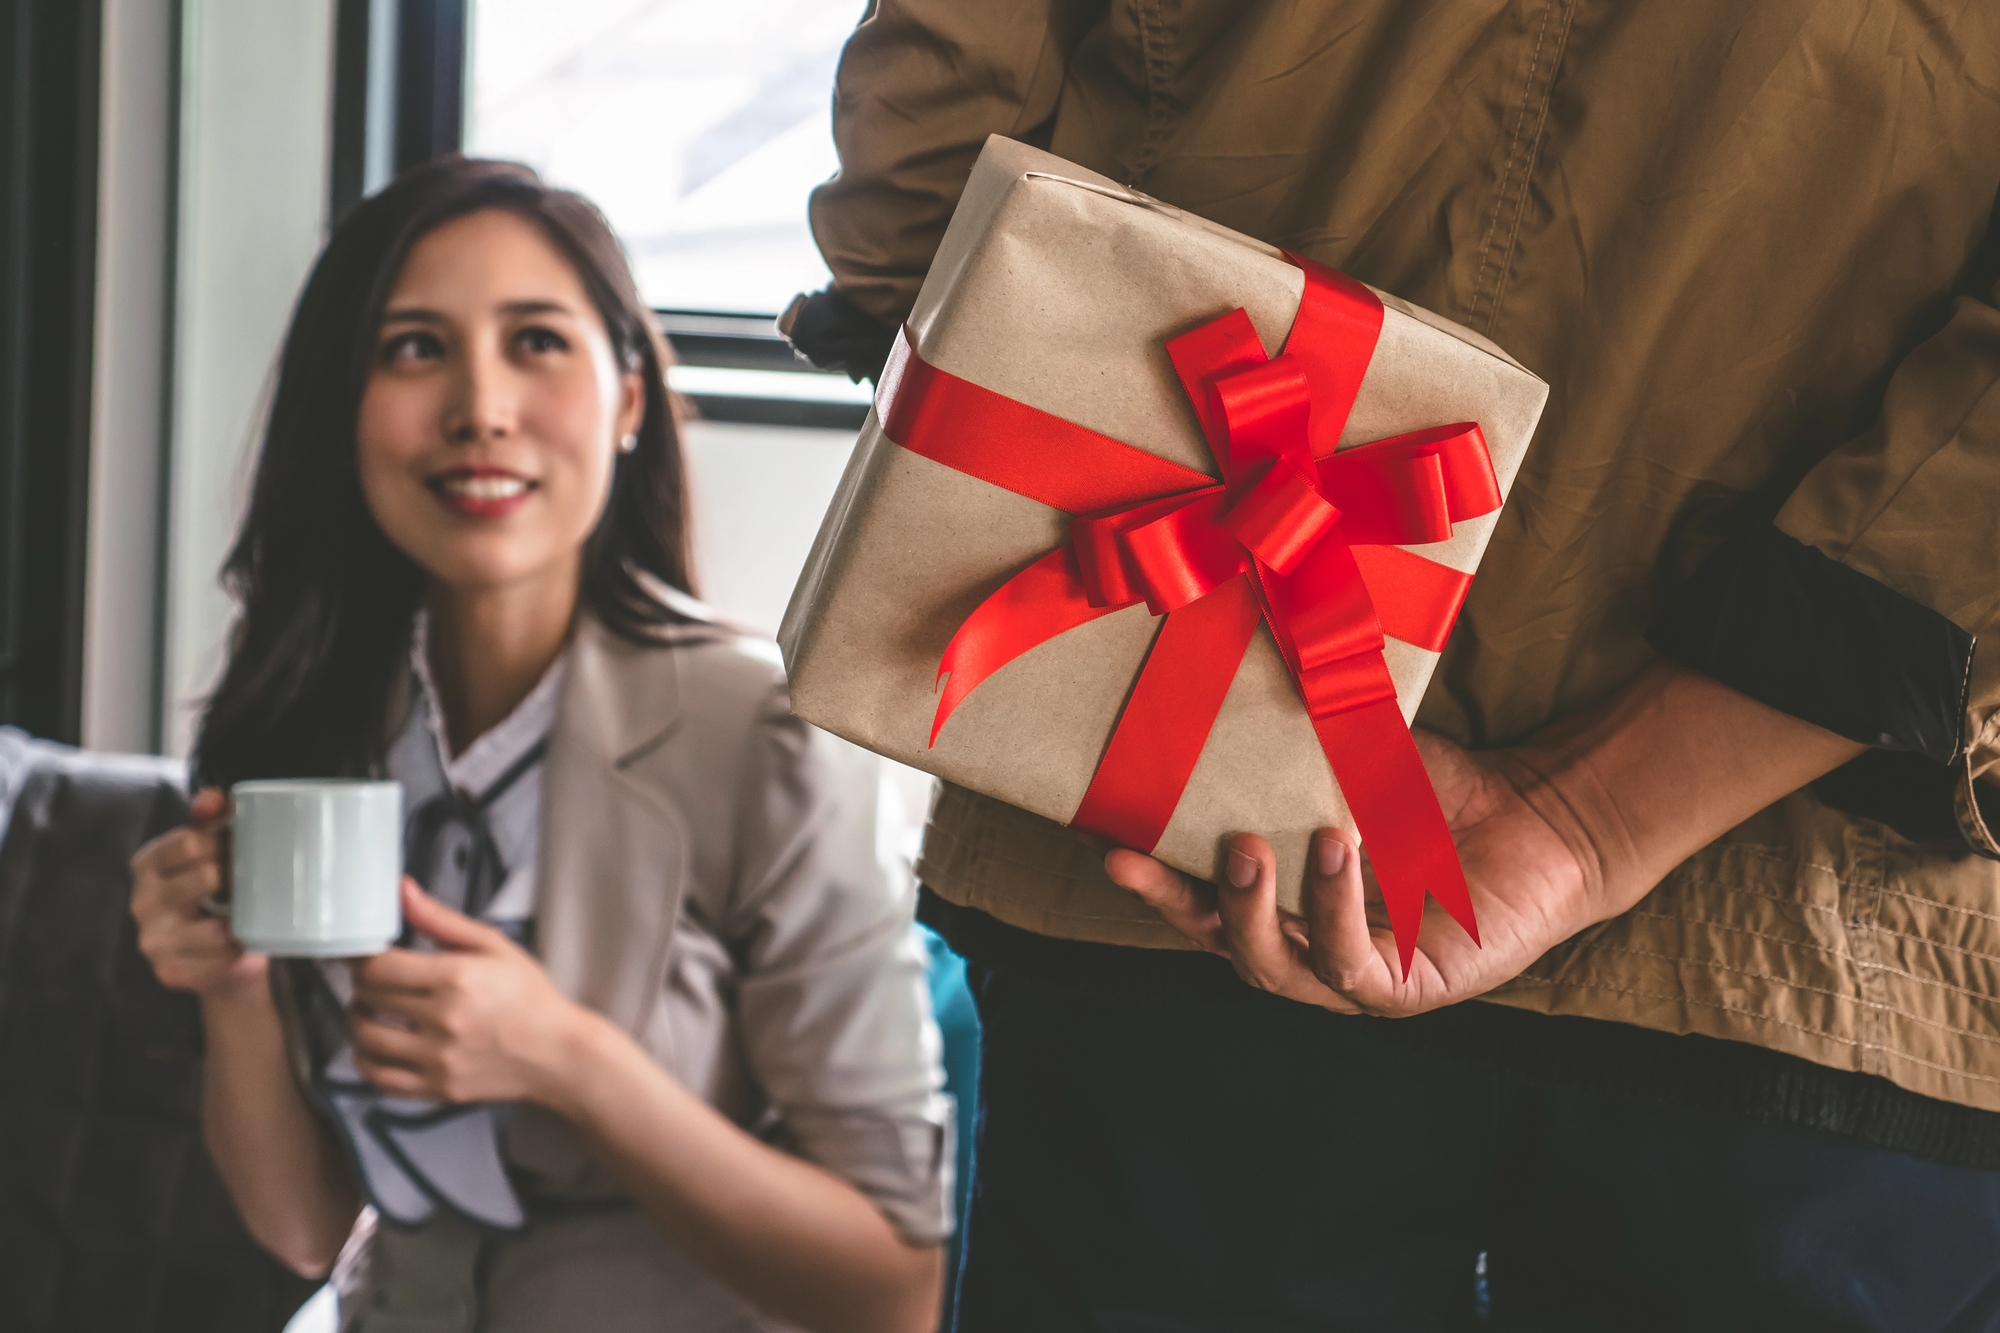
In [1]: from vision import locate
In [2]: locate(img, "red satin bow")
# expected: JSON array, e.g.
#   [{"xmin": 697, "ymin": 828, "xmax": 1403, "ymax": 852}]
[{"xmin": 880, "ymin": 254, "xmax": 1497, "ymax": 974}]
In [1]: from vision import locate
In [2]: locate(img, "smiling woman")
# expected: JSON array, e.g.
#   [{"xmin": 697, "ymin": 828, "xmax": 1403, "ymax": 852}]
[
  {"xmin": 126, "ymin": 158, "xmax": 950, "ymax": 1333},
  {"xmin": 195, "ymin": 160, "xmax": 695, "ymax": 785},
  {"xmin": 354, "ymin": 209, "xmax": 647, "ymax": 752}
]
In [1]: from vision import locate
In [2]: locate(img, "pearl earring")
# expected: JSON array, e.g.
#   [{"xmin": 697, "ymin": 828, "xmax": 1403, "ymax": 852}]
[{"xmin": 618, "ymin": 432, "xmax": 638, "ymax": 454}]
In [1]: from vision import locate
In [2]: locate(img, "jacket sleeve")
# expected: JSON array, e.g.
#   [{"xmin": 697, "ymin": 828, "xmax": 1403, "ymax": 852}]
[
  {"xmin": 783, "ymin": 0, "xmax": 1099, "ymax": 380},
  {"xmin": 723, "ymin": 676, "xmax": 954, "ymax": 1244},
  {"xmin": 1650, "ymin": 220, "xmax": 2000, "ymax": 857}
]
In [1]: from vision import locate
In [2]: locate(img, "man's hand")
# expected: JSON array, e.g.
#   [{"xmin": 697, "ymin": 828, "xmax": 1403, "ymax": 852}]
[
  {"xmin": 1106, "ymin": 662, "xmax": 1867, "ymax": 1016},
  {"xmin": 348, "ymin": 880, "xmax": 597, "ymax": 1106},
  {"xmin": 1106, "ymin": 732, "xmax": 1605, "ymax": 1015}
]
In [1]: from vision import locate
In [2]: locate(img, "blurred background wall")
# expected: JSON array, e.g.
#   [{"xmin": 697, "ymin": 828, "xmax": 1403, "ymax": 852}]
[{"xmin": 160, "ymin": 0, "xmax": 338, "ymax": 758}]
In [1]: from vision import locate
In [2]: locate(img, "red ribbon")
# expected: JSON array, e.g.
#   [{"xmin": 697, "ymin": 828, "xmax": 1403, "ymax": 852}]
[{"xmin": 881, "ymin": 254, "xmax": 1498, "ymax": 974}]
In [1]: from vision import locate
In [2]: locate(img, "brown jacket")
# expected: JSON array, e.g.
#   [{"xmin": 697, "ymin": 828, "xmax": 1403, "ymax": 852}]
[{"xmin": 802, "ymin": 0, "xmax": 2000, "ymax": 1112}]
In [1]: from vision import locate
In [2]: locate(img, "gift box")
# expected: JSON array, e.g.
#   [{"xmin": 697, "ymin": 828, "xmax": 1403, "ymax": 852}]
[{"xmin": 779, "ymin": 136, "xmax": 1548, "ymax": 966}]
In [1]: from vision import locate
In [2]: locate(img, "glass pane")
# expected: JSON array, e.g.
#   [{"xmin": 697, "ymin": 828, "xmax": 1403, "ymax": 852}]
[{"xmin": 466, "ymin": 0, "xmax": 857, "ymax": 316}]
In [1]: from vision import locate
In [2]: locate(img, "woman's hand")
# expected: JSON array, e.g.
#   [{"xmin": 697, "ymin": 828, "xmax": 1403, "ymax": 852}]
[
  {"xmin": 131, "ymin": 788, "xmax": 267, "ymax": 1001},
  {"xmin": 1105, "ymin": 730, "xmax": 1607, "ymax": 1017},
  {"xmin": 135, "ymin": 791, "xmax": 362, "ymax": 1274},
  {"xmin": 349, "ymin": 880, "xmax": 595, "ymax": 1106}
]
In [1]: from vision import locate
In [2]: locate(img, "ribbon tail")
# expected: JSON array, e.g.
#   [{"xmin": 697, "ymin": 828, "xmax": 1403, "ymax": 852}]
[
  {"xmin": 934, "ymin": 547, "xmax": 1128, "ymax": 745},
  {"xmin": 1312, "ymin": 701, "xmax": 1480, "ymax": 979},
  {"xmin": 1069, "ymin": 577, "xmax": 1262, "ymax": 851},
  {"xmin": 1350, "ymin": 544, "xmax": 1474, "ymax": 654}
]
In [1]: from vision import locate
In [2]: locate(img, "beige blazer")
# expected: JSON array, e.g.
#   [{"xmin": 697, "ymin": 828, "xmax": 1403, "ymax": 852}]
[{"xmin": 326, "ymin": 608, "xmax": 951, "ymax": 1333}]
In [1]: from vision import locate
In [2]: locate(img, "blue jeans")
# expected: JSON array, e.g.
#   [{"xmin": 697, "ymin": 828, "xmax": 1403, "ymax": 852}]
[{"xmin": 951, "ymin": 967, "xmax": 2000, "ymax": 1333}]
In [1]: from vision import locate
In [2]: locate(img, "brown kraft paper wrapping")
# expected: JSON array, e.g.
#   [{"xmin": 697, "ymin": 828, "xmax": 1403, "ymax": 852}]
[{"xmin": 780, "ymin": 136, "xmax": 1548, "ymax": 928}]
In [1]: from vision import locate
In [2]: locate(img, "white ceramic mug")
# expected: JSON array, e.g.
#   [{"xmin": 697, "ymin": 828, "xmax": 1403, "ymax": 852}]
[{"xmin": 223, "ymin": 779, "xmax": 403, "ymax": 956}]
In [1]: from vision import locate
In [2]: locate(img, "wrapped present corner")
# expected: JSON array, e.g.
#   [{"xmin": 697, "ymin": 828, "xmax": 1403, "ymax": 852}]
[{"xmin": 779, "ymin": 136, "xmax": 1548, "ymax": 969}]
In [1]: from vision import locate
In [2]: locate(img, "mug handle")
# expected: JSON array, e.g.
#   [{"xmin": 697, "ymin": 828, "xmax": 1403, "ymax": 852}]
[{"xmin": 196, "ymin": 796, "xmax": 234, "ymax": 918}]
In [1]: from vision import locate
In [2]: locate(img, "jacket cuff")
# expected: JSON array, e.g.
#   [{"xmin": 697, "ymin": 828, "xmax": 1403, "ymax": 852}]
[
  {"xmin": 1954, "ymin": 759, "xmax": 2000, "ymax": 859},
  {"xmin": 1805, "ymin": 749, "xmax": 1999, "ymax": 859},
  {"xmin": 778, "ymin": 287, "xmax": 898, "ymax": 384},
  {"xmin": 1649, "ymin": 523, "xmax": 1985, "ymax": 853},
  {"xmin": 1649, "ymin": 524, "xmax": 1973, "ymax": 761}
]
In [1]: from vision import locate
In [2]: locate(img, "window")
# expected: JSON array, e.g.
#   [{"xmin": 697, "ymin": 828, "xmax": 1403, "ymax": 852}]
[{"xmin": 466, "ymin": 0, "xmax": 859, "ymax": 319}]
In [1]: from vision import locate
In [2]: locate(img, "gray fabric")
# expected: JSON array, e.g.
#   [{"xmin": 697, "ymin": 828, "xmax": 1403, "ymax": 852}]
[
  {"xmin": 0, "ymin": 727, "xmax": 46, "ymax": 837},
  {"xmin": 0, "ymin": 726, "xmax": 181, "ymax": 830},
  {"xmin": 0, "ymin": 735, "xmax": 318, "ymax": 1331}
]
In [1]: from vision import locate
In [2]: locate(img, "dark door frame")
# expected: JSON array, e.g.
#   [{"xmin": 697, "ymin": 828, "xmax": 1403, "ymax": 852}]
[
  {"xmin": 330, "ymin": 0, "xmax": 467, "ymax": 223},
  {"xmin": 0, "ymin": 0, "xmax": 104, "ymax": 742}
]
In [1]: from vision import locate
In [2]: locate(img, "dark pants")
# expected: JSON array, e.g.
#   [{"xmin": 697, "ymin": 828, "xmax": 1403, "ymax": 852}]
[{"xmin": 952, "ymin": 968, "xmax": 2000, "ymax": 1333}]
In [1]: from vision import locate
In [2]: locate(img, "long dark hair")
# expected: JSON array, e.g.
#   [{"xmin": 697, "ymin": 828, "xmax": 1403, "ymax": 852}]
[{"xmin": 194, "ymin": 157, "xmax": 698, "ymax": 787}]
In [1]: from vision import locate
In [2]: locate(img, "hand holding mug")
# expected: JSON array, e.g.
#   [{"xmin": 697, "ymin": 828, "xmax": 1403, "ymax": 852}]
[
  {"xmin": 131, "ymin": 788, "xmax": 266, "ymax": 1000},
  {"xmin": 134, "ymin": 778, "xmax": 404, "ymax": 1004}
]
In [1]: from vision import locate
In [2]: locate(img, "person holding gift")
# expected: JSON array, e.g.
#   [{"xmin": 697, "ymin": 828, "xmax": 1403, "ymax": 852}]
[
  {"xmin": 129, "ymin": 158, "xmax": 950, "ymax": 1333},
  {"xmin": 784, "ymin": 4, "xmax": 2000, "ymax": 1330}
]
